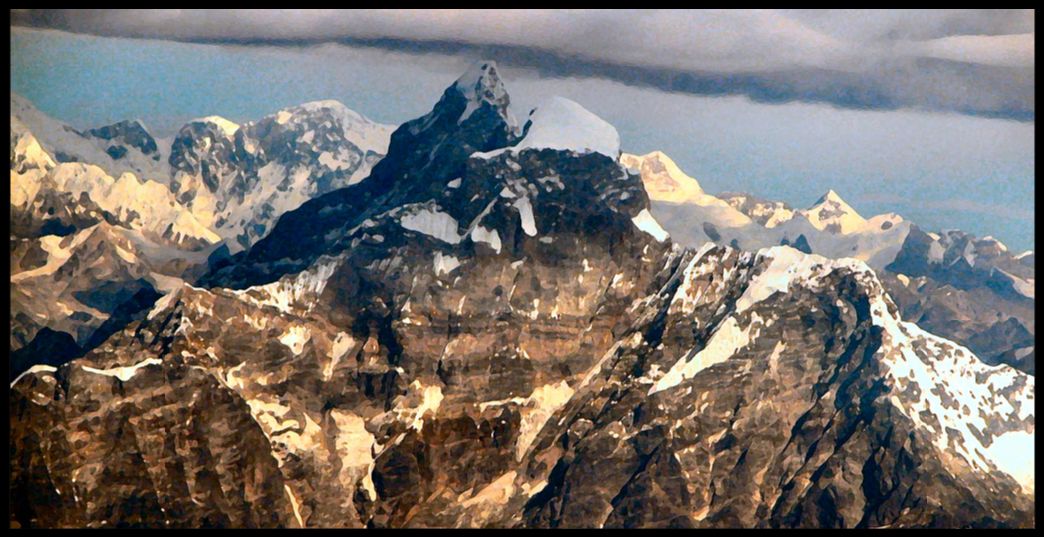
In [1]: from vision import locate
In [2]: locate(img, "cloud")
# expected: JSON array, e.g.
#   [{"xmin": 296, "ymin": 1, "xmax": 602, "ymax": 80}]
[
  {"xmin": 904, "ymin": 33, "xmax": 1034, "ymax": 68},
  {"xmin": 11, "ymin": 9, "xmax": 1035, "ymax": 120}
]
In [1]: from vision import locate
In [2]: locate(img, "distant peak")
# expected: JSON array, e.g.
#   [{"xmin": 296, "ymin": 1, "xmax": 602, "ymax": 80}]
[
  {"xmin": 296, "ymin": 99, "xmax": 346, "ymax": 111},
  {"xmin": 620, "ymin": 150, "xmax": 706, "ymax": 202},
  {"xmin": 637, "ymin": 150, "xmax": 674, "ymax": 165},
  {"xmin": 272, "ymin": 100, "xmax": 373, "ymax": 126},
  {"xmin": 808, "ymin": 188, "xmax": 860, "ymax": 212},
  {"xmin": 622, "ymin": 151, "xmax": 694, "ymax": 182},
  {"xmin": 95, "ymin": 118, "xmax": 148, "ymax": 129},
  {"xmin": 189, "ymin": 115, "xmax": 240, "ymax": 137},
  {"xmin": 92, "ymin": 118, "xmax": 153, "ymax": 137},
  {"xmin": 814, "ymin": 189, "xmax": 845, "ymax": 206},
  {"xmin": 979, "ymin": 235, "xmax": 1009, "ymax": 252},
  {"xmin": 290, "ymin": 100, "xmax": 363, "ymax": 118},
  {"xmin": 801, "ymin": 188, "xmax": 867, "ymax": 234}
]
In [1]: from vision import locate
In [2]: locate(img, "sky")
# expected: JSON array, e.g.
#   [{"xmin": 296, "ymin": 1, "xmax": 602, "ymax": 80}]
[{"xmin": 9, "ymin": 10, "xmax": 1036, "ymax": 251}]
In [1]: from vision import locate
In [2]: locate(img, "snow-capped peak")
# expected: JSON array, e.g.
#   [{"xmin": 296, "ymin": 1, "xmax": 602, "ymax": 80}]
[
  {"xmin": 264, "ymin": 100, "xmax": 394, "ymax": 154},
  {"xmin": 800, "ymin": 189, "xmax": 866, "ymax": 234},
  {"xmin": 276, "ymin": 100, "xmax": 364, "ymax": 124},
  {"xmin": 454, "ymin": 60, "xmax": 513, "ymax": 126},
  {"xmin": 621, "ymin": 151, "xmax": 705, "ymax": 203},
  {"xmin": 814, "ymin": 189, "xmax": 846, "ymax": 206},
  {"xmin": 190, "ymin": 115, "xmax": 240, "ymax": 137},
  {"xmin": 511, "ymin": 96, "xmax": 620, "ymax": 158},
  {"xmin": 454, "ymin": 60, "xmax": 502, "ymax": 97},
  {"xmin": 12, "ymin": 94, "xmax": 172, "ymax": 183},
  {"xmin": 979, "ymin": 235, "xmax": 1008, "ymax": 252},
  {"xmin": 10, "ymin": 127, "xmax": 56, "ymax": 176},
  {"xmin": 297, "ymin": 99, "xmax": 353, "ymax": 113}
]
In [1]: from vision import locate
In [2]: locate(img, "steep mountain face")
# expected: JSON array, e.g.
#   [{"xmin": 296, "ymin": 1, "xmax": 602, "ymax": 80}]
[
  {"xmin": 9, "ymin": 327, "xmax": 81, "ymax": 382},
  {"xmin": 512, "ymin": 245, "xmax": 1033, "ymax": 528},
  {"xmin": 10, "ymin": 61, "xmax": 674, "ymax": 528},
  {"xmin": 202, "ymin": 61, "xmax": 523, "ymax": 288},
  {"xmin": 168, "ymin": 101, "xmax": 394, "ymax": 252},
  {"xmin": 9, "ymin": 63, "xmax": 1034, "ymax": 529},
  {"xmin": 887, "ymin": 227, "xmax": 1034, "ymax": 300},
  {"xmin": 9, "ymin": 221, "xmax": 212, "ymax": 359},
  {"xmin": 625, "ymin": 150, "xmax": 1035, "ymax": 374},
  {"xmin": 85, "ymin": 120, "xmax": 160, "ymax": 160},
  {"xmin": 885, "ymin": 227, "xmax": 1035, "ymax": 373}
]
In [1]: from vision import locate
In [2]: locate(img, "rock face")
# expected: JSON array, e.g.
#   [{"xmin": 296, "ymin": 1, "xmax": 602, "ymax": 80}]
[
  {"xmin": 85, "ymin": 120, "xmax": 160, "ymax": 159},
  {"xmin": 167, "ymin": 101, "xmax": 394, "ymax": 252},
  {"xmin": 514, "ymin": 246, "xmax": 1033, "ymax": 528},
  {"xmin": 884, "ymin": 226, "xmax": 1035, "ymax": 373},
  {"xmin": 9, "ymin": 62, "xmax": 1035, "ymax": 529}
]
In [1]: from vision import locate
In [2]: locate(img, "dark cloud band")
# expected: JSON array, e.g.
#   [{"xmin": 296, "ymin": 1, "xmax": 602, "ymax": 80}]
[{"xmin": 11, "ymin": 9, "xmax": 1034, "ymax": 121}]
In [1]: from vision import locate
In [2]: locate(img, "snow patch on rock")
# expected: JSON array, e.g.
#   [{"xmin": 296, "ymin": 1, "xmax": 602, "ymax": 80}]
[
  {"xmin": 631, "ymin": 209, "xmax": 669, "ymax": 242},
  {"xmin": 279, "ymin": 325, "xmax": 311, "ymax": 356},
  {"xmin": 81, "ymin": 357, "xmax": 164, "ymax": 382},
  {"xmin": 10, "ymin": 364, "xmax": 58, "ymax": 388},
  {"xmin": 514, "ymin": 196, "xmax": 538, "ymax": 236},
  {"xmin": 650, "ymin": 317, "xmax": 753, "ymax": 394},
  {"xmin": 735, "ymin": 246, "xmax": 868, "ymax": 313},
  {"xmin": 400, "ymin": 206, "xmax": 462, "ymax": 244},
  {"xmin": 433, "ymin": 252, "xmax": 462, "ymax": 276},
  {"xmin": 470, "ymin": 226, "xmax": 502, "ymax": 254}
]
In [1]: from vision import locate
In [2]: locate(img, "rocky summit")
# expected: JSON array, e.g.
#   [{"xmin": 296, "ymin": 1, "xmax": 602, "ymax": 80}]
[{"xmin": 8, "ymin": 62, "xmax": 1035, "ymax": 528}]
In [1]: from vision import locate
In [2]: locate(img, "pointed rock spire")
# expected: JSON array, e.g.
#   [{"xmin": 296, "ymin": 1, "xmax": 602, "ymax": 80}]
[
  {"xmin": 451, "ymin": 61, "xmax": 512, "ymax": 125},
  {"xmin": 402, "ymin": 59, "xmax": 515, "ymax": 134},
  {"xmin": 368, "ymin": 60, "xmax": 520, "ymax": 189}
]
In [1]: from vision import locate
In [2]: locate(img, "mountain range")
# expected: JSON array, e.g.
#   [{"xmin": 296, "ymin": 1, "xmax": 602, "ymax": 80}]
[
  {"xmin": 9, "ymin": 94, "xmax": 393, "ymax": 360},
  {"xmin": 623, "ymin": 150, "xmax": 1034, "ymax": 374},
  {"xmin": 8, "ymin": 61, "xmax": 1035, "ymax": 528}
]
